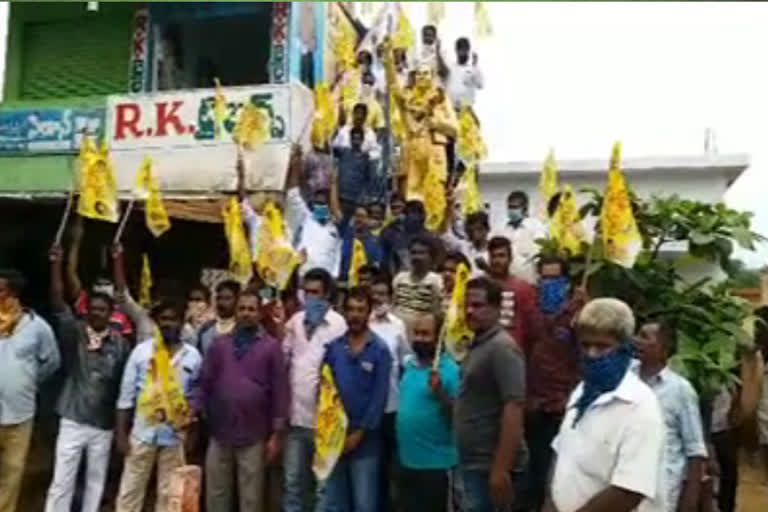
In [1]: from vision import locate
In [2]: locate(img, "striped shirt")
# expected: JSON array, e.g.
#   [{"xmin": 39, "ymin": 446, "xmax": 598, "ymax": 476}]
[{"xmin": 393, "ymin": 271, "xmax": 443, "ymax": 331}]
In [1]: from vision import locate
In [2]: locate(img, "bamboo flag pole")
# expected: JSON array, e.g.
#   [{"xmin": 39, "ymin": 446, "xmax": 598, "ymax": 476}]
[
  {"xmin": 53, "ymin": 189, "xmax": 76, "ymax": 246},
  {"xmin": 432, "ymin": 322, "xmax": 448, "ymax": 372},
  {"xmin": 113, "ymin": 199, "xmax": 135, "ymax": 244},
  {"xmin": 581, "ymin": 242, "xmax": 594, "ymax": 290}
]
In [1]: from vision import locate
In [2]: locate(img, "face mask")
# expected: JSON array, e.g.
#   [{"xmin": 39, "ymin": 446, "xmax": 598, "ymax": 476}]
[
  {"xmin": 312, "ymin": 204, "xmax": 330, "ymax": 223},
  {"xmin": 412, "ymin": 342, "xmax": 436, "ymax": 359},
  {"xmin": 538, "ymin": 276, "xmax": 571, "ymax": 315},
  {"xmin": 160, "ymin": 326, "xmax": 181, "ymax": 344},
  {"xmin": 0, "ymin": 296, "xmax": 22, "ymax": 337},
  {"xmin": 507, "ymin": 207, "xmax": 524, "ymax": 225},
  {"xmin": 304, "ymin": 296, "xmax": 330, "ymax": 333},
  {"xmin": 373, "ymin": 303, "xmax": 390, "ymax": 318},
  {"xmin": 404, "ymin": 215, "xmax": 422, "ymax": 233},
  {"xmin": 574, "ymin": 343, "xmax": 632, "ymax": 424}
]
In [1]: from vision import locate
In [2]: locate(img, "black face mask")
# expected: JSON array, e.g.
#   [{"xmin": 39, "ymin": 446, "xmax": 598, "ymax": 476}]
[
  {"xmin": 412, "ymin": 342, "xmax": 436, "ymax": 359},
  {"xmin": 160, "ymin": 326, "xmax": 181, "ymax": 344}
]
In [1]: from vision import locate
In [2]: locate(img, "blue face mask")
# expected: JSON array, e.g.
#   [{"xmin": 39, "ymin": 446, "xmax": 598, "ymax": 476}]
[
  {"xmin": 303, "ymin": 296, "xmax": 330, "ymax": 335},
  {"xmin": 538, "ymin": 276, "xmax": 571, "ymax": 314},
  {"xmin": 312, "ymin": 204, "xmax": 330, "ymax": 223},
  {"xmin": 507, "ymin": 207, "xmax": 525, "ymax": 225},
  {"xmin": 574, "ymin": 343, "xmax": 632, "ymax": 424}
]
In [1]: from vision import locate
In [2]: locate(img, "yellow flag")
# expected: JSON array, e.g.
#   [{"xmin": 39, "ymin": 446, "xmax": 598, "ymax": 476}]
[
  {"xmin": 393, "ymin": 8, "xmax": 415, "ymax": 50},
  {"xmin": 136, "ymin": 326, "xmax": 189, "ymax": 431},
  {"xmin": 313, "ymin": 364, "xmax": 348, "ymax": 481},
  {"xmin": 460, "ymin": 166, "xmax": 482, "ymax": 217},
  {"xmin": 311, "ymin": 83, "xmax": 337, "ymax": 148},
  {"xmin": 538, "ymin": 149, "xmax": 559, "ymax": 219},
  {"xmin": 213, "ymin": 78, "xmax": 228, "ymax": 139},
  {"xmin": 77, "ymin": 138, "xmax": 119, "ymax": 223},
  {"xmin": 222, "ymin": 197, "xmax": 253, "ymax": 284},
  {"xmin": 257, "ymin": 201, "xmax": 300, "ymax": 290},
  {"xmin": 233, "ymin": 103, "xmax": 271, "ymax": 150},
  {"xmin": 423, "ymin": 166, "xmax": 446, "ymax": 232},
  {"xmin": 427, "ymin": 2, "xmax": 446, "ymax": 26},
  {"xmin": 134, "ymin": 157, "xmax": 170, "ymax": 238},
  {"xmin": 601, "ymin": 142, "xmax": 642, "ymax": 268},
  {"xmin": 349, "ymin": 239, "xmax": 368, "ymax": 287},
  {"xmin": 550, "ymin": 185, "xmax": 585, "ymax": 256},
  {"xmin": 332, "ymin": 16, "xmax": 356, "ymax": 73},
  {"xmin": 139, "ymin": 254, "xmax": 153, "ymax": 308},
  {"xmin": 340, "ymin": 68, "xmax": 361, "ymax": 113},
  {"xmin": 457, "ymin": 106, "xmax": 487, "ymax": 165},
  {"xmin": 445, "ymin": 263, "xmax": 474, "ymax": 362},
  {"xmin": 474, "ymin": 2, "xmax": 493, "ymax": 39}
]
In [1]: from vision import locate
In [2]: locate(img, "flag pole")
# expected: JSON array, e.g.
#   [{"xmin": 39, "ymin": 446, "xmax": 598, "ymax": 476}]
[
  {"xmin": 113, "ymin": 199, "xmax": 135, "ymax": 244},
  {"xmin": 53, "ymin": 189, "xmax": 76, "ymax": 246},
  {"xmin": 432, "ymin": 322, "xmax": 447, "ymax": 372}
]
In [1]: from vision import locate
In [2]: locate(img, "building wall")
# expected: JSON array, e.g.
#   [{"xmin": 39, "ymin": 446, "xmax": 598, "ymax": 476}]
[{"xmin": 4, "ymin": 2, "xmax": 135, "ymax": 102}]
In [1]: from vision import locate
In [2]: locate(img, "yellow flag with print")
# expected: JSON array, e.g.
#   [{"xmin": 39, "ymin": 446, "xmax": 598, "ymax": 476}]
[
  {"xmin": 234, "ymin": 103, "xmax": 271, "ymax": 150},
  {"xmin": 139, "ymin": 254, "xmax": 153, "ymax": 308},
  {"xmin": 313, "ymin": 364, "xmax": 348, "ymax": 481},
  {"xmin": 393, "ymin": 8, "xmax": 415, "ymax": 50},
  {"xmin": 460, "ymin": 166, "xmax": 482, "ymax": 217},
  {"xmin": 222, "ymin": 197, "xmax": 253, "ymax": 284},
  {"xmin": 134, "ymin": 157, "xmax": 171, "ymax": 238},
  {"xmin": 538, "ymin": 149, "xmax": 559, "ymax": 219},
  {"xmin": 257, "ymin": 201, "xmax": 300, "ymax": 290},
  {"xmin": 457, "ymin": 106, "xmax": 487, "ymax": 165},
  {"xmin": 349, "ymin": 239, "xmax": 368, "ymax": 287},
  {"xmin": 550, "ymin": 185, "xmax": 585, "ymax": 256},
  {"xmin": 77, "ymin": 138, "xmax": 119, "ymax": 223},
  {"xmin": 445, "ymin": 263, "xmax": 474, "ymax": 362},
  {"xmin": 311, "ymin": 83, "xmax": 337, "ymax": 148},
  {"xmin": 213, "ymin": 78, "xmax": 228, "ymax": 139},
  {"xmin": 601, "ymin": 142, "xmax": 642, "ymax": 268},
  {"xmin": 474, "ymin": 2, "xmax": 493, "ymax": 39},
  {"xmin": 136, "ymin": 326, "xmax": 189, "ymax": 431},
  {"xmin": 423, "ymin": 167, "xmax": 446, "ymax": 232}
]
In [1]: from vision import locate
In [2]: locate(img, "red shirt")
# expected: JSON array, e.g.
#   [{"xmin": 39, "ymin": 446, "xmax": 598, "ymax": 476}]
[
  {"xmin": 497, "ymin": 276, "xmax": 538, "ymax": 355},
  {"xmin": 526, "ymin": 297, "xmax": 584, "ymax": 414}
]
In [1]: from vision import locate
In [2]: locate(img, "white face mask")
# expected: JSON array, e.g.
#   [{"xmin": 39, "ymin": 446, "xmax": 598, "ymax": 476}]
[{"xmin": 373, "ymin": 303, "xmax": 390, "ymax": 317}]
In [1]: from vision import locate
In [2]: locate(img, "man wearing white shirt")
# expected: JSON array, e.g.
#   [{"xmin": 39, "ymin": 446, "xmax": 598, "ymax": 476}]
[
  {"xmin": 545, "ymin": 298, "xmax": 666, "ymax": 512},
  {"xmin": 369, "ymin": 272, "xmax": 412, "ymax": 512},
  {"xmin": 284, "ymin": 147, "xmax": 342, "ymax": 279},
  {"xmin": 492, "ymin": 191, "xmax": 547, "ymax": 284},
  {"xmin": 282, "ymin": 268, "xmax": 347, "ymax": 512},
  {"xmin": 444, "ymin": 37, "xmax": 484, "ymax": 110},
  {"xmin": 418, "ymin": 25, "xmax": 441, "ymax": 77}
]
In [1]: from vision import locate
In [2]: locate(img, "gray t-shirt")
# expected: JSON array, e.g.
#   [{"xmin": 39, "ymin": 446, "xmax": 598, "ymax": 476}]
[
  {"xmin": 455, "ymin": 324, "xmax": 527, "ymax": 470},
  {"xmin": 54, "ymin": 308, "xmax": 131, "ymax": 430}
]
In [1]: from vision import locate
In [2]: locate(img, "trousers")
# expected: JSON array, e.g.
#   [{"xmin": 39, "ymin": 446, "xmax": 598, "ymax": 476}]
[
  {"xmin": 206, "ymin": 438, "xmax": 265, "ymax": 512},
  {"xmin": 0, "ymin": 420, "xmax": 33, "ymax": 512},
  {"xmin": 115, "ymin": 438, "xmax": 185, "ymax": 512}
]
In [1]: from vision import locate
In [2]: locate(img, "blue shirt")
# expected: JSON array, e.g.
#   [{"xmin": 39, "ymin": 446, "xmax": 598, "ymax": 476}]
[
  {"xmin": 117, "ymin": 339, "xmax": 202, "ymax": 447},
  {"xmin": 0, "ymin": 313, "xmax": 60, "ymax": 425},
  {"xmin": 339, "ymin": 229, "xmax": 384, "ymax": 284},
  {"xmin": 634, "ymin": 364, "xmax": 708, "ymax": 510},
  {"xmin": 324, "ymin": 331, "xmax": 392, "ymax": 458},
  {"xmin": 396, "ymin": 355, "xmax": 460, "ymax": 469}
]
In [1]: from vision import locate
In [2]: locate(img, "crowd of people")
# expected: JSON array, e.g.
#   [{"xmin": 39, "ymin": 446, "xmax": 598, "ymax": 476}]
[{"xmin": 0, "ymin": 23, "xmax": 767, "ymax": 512}]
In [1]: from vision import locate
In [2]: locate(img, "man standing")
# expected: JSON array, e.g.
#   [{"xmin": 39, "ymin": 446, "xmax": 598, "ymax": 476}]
[
  {"xmin": 196, "ymin": 280, "xmax": 240, "ymax": 357},
  {"xmin": 0, "ymin": 268, "xmax": 60, "ymax": 512},
  {"xmin": 200, "ymin": 290, "xmax": 289, "ymax": 512},
  {"xmin": 456, "ymin": 277, "xmax": 527, "ymax": 512},
  {"xmin": 393, "ymin": 235, "xmax": 444, "ymax": 333},
  {"xmin": 545, "ymin": 298, "xmax": 665, "ymax": 512},
  {"xmin": 524, "ymin": 255, "xmax": 585, "ymax": 511},
  {"xmin": 339, "ymin": 206, "xmax": 384, "ymax": 286},
  {"xmin": 381, "ymin": 199, "xmax": 441, "ymax": 274},
  {"xmin": 397, "ymin": 312, "xmax": 461, "ymax": 512},
  {"xmin": 443, "ymin": 37, "xmax": 484, "ymax": 110},
  {"xmin": 487, "ymin": 236, "xmax": 538, "ymax": 355},
  {"xmin": 493, "ymin": 191, "xmax": 547, "ymax": 284},
  {"xmin": 634, "ymin": 321, "xmax": 707, "ymax": 512},
  {"xmin": 282, "ymin": 268, "xmax": 347, "ymax": 512},
  {"xmin": 369, "ymin": 272, "xmax": 412, "ymax": 510},
  {"xmin": 45, "ymin": 246, "xmax": 130, "ymax": 512},
  {"xmin": 323, "ymin": 288, "xmax": 392, "ymax": 512}
]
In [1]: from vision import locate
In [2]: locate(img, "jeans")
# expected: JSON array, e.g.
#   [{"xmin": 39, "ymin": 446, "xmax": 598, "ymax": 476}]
[
  {"xmin": 324, "ymin": 453, "xmax": 379, "ymax": 512},
  {"xmin": 45, "ymin": 418, "xmax": 113, "ymax": 512},
  {"xmin": 462, "ymin": 468, "xmax": 526, "ymax": 512},
  {"xmin": 523, "ymin": 411, "xmax": 563, "ymax": 511},
  {"xmin": 283, "ymin": 427, "xmax": 325, "ymax": 512}
]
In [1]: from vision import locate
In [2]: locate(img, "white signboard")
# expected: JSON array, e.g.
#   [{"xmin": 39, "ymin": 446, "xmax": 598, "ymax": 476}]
[{"xmin": 105, "ymin": 83, "xmax": 313, "ymax": 194}]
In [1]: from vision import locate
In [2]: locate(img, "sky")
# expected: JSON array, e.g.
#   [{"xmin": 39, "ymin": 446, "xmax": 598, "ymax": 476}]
[{"xmin": 0, "ymin": 2, "xmax": 766, "ymax": 265}]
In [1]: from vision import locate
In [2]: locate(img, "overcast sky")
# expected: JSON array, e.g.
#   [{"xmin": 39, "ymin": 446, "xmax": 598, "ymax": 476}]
[{"xmin": 0, "ymin": 2, "xmax": 765, "ymax": 265}]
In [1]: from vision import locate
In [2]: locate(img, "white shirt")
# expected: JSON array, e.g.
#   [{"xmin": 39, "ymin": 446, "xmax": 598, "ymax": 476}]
[
  {"xmin": 492, "ymin": 217, "xmax": 547, "ymax": 284},
  {"xmin": 284, "ymin": 187, "xmax": 342, "ymax": 279},
  {"xmin": 283, "ymin": 309, "xmax": 348, "ymax": 428},
  {"xmin": 441, "ymin": 230, "xmax": 488, "ymax": 277},
  {"xmin": 446, "ymin": 61, "xmax": 484, "ymax": 109},
  {"xmin": 369, "ymin": 311, "xmax": 412, "ymax": 413},
  {"xmin": 551, "ymin": 371, "xmax": 667, "ymax": 512}
]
